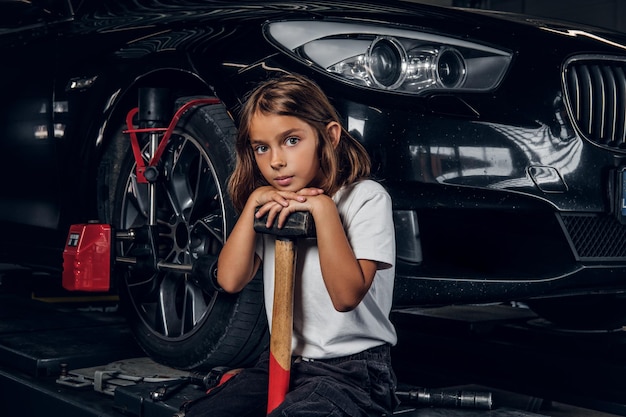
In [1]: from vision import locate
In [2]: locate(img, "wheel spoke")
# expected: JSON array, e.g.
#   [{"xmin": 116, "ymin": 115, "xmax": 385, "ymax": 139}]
[
  {"xmin": 152, "ymin": 273, "xmax": 211, "ymax": 337},
  {"xmin": 182, "ymin": 281, "xmax": 211, "ymax": 333},
  {"xmin": 122, "ymin": 174, "xmax": 149, "ymax": 228},
  {"xmin": 189, "ymin": 159, "xmax": 220, "ymax": 223},
  {"xmin": 192, "ymin": 214, "xmax": 223, "ymax": 246},
  {"xmin": 156, "ymin": 274, "xmax": 183, "ymax": 337},
  {"xmin": 155, "ymin": 218, "xmax": 178, "ymax": 262},
  {"xmin": 162, "ymin": 136, "xmax": 201, "ymax": 222},
  {"xmin": 126, "ymin": 272, "xmax": 159, "ymax": 294}
]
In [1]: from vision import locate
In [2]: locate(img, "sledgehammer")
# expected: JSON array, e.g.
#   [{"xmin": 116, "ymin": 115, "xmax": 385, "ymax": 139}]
[{"xmin": 253, "ymin": 210, "xmax": 315, "ymax": 414}]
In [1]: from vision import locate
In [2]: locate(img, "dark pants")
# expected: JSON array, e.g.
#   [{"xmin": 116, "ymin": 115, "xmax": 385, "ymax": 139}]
[{"xmin": 183, "ymin": 344, "xmax": 398, "ymax": 417}]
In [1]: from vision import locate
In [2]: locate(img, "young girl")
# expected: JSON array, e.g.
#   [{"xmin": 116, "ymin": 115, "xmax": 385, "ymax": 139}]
[{"xmin": 187, "ymin": 74, "xmax": 398, "ymax": 416}]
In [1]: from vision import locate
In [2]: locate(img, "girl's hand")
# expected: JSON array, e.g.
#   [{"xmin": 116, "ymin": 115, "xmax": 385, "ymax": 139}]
[{"xmin": 253, "ymin": 186, "xmax": 324, "ymax": 228}]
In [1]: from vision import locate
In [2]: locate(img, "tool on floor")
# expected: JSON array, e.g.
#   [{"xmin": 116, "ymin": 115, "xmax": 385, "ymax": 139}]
[
  {"xmin": 396, "ymin": 387, "xmax": 493, "ymax": 410},
  {"xmin": 253, "ymin": 210, "xmax": 316, "ymax": 414},
  {"xmin": 150, "ymin": 366, "xmax": 234, "ymax": 402}
]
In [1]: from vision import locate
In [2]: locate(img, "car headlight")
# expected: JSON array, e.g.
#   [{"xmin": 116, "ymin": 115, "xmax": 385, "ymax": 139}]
[{"xmin": 265, "ymin": 20, "xmax": 512, "ymax": 95}]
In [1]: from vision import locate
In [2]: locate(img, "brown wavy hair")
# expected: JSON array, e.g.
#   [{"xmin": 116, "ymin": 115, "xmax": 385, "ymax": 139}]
[{"xmin": 228, "ymin": 74, "xmax": 371, "ymax": 212}]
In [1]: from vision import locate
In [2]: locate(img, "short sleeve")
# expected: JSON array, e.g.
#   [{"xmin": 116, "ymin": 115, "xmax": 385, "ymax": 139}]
[{"xmin": 334, "ymin": 180, "xmax": 395, "ymax": 269}]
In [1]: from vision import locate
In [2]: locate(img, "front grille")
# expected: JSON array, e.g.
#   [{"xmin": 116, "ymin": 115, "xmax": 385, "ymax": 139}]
[
  {"xmin": 559, "ymin": 213, "xmax": 626, "ymax": 261},
  {"xmin": 563, "ymin": 55, "xmax": 626, "ymax": 150}
]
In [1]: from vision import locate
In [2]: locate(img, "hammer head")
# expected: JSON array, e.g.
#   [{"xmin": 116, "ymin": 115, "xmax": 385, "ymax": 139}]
[{"xmin": 253, "ymin": 209, "xmax": 316, "ymax": 238}]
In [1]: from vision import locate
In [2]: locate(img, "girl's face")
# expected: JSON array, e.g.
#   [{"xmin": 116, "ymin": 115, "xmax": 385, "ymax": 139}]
[{"xmin": 249, "ymin": 112, "xmax": 324, "ymax": 192}]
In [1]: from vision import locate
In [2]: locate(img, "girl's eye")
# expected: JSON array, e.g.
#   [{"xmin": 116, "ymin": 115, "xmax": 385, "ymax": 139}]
[
  {"xmin": 285, "ymin": 136, "xmax": 299, "ymax": 146},
  {"xmin": 254, "ymin": 145, "xmax": 268, "ymax": 154}
]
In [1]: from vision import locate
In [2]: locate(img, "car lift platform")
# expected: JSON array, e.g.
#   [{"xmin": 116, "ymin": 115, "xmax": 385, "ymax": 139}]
[
  {"xmin": 391, "ymin": 304, "xmax": 626, "ymax": 416},
  {"xmin": 0, "ymin": 292, "xmax": 620, "ymax": 416}
]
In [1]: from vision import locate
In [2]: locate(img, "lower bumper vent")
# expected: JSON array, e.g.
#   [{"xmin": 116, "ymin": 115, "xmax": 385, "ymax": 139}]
[{"xmin": 559, "ymin": 213, "xmax": 626, "ymax": 261}]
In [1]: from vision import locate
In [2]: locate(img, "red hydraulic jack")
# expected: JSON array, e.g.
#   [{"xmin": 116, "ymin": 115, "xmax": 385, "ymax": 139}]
[
  {"xmin": 62, "ymin": 223, "xmax": 113, "ymax": 291},
  {"xmin": 62, "ymin": 89, "xmax": 219, "ymax": 292}
]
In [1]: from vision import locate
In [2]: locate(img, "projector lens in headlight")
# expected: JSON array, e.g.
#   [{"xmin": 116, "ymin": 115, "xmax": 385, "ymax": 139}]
[
  {"xmin": 367, "ymin": 37, "xmax": 407, "ymax": 89},
  {"xmin": 437, "ymin": 47, "xmax": 466, "ymax": 88}
]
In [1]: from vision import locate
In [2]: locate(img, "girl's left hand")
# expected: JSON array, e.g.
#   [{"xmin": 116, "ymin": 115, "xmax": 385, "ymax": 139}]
[{"xmin": 255, "ymin": 187, "xmax": 325, "ymax": 229}]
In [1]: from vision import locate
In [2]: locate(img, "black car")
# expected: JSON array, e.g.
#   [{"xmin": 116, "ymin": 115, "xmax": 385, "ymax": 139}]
[{"xmin": 2, "ymin": 0, "xmax": 626, "ymax": 370}]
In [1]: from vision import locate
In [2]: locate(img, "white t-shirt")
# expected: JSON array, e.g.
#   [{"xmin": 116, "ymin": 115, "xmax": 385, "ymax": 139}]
[{"xmin": 256, "ymin": 179, "xmax": 397, "ymax": 359}]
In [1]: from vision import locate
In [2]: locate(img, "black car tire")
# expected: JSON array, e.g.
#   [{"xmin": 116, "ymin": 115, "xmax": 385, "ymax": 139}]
[{"xmin": 99, "ymin": 97, "xmax": 268, "ymax": 370}]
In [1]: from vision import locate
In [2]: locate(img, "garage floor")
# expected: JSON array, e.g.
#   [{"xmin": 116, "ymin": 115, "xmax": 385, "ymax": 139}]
[{"xmin": 1, "ymin": 267, "xmax": 625, "ymax": 416}]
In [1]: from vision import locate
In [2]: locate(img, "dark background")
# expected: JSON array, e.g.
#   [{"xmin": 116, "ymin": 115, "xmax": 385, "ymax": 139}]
[{"xmin": 415, "ymin": 0, "xmax": 626, "ymax": 33}]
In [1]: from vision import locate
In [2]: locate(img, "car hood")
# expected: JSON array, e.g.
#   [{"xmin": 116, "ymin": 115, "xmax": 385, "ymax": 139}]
[{"xmin": 69, "ymin": 0, "xmax": 626, "ymax": 54}]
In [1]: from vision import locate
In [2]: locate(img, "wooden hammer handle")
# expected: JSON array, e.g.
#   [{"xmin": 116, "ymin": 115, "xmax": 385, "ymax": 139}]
[
  {"xmin": 267, "ymin": 237, "xmax": 296, "ymax": 414},
  {"xmin": 253, "ymin": 209, "xmax": 314, "ymax": 414}
]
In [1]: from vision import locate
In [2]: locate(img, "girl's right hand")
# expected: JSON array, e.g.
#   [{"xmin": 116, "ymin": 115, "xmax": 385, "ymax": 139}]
[{"xmin": 251, "ymin": 186, "xmax": 324, "ymax": 228}]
